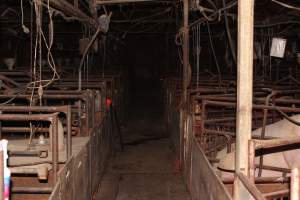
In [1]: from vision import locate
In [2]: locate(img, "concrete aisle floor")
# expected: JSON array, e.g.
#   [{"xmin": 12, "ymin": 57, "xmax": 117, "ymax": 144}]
[{"xmin": 95, "ymin": 116, "xmax": 191, "ymax": 200}]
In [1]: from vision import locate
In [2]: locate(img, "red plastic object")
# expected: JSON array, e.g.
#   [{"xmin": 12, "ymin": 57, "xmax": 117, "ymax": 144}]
[{"xmin": 106, "ymin": 98, "xmax": 112, "ymax": 107}]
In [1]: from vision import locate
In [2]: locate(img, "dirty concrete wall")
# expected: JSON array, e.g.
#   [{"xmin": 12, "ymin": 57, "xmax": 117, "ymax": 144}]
[{"xmin": 49, "ymin": 117, "xmax": 112, "ymax": 200}]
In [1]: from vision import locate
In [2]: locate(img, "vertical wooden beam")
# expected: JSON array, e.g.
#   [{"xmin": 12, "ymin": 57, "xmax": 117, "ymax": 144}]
[
  {"xmin": 234, "ymin": 0, "xmax": 254, "ymax": 198},
  {"xmin": 183, "ymin": 0, "xmax": 189, "ymax": 103},
  {"xmin": 180, "ymin": 0, "xmax": 189, "ymax": 168},
  {"xmin": 291, "ymin": 167, "xmax": 300, "ymax": 200},
  {"xmin": 248, "ymin": 140, "xmax": 255, "ymax": 184},
  {"xmin": 0, "ymin": 148, "xmax": 3, "ymax": 200}
]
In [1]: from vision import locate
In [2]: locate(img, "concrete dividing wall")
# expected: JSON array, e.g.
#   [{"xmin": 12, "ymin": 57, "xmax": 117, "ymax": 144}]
[
  {"xmin": 168, "ymin": 110, "xmax": 232, "ymax": 200},
  {"xmin": 49, "ymin": 117, "xmax": 112, "ymax": 200},
  {"xmin": 189, "ymin": 137, "xmax": 232, "ymax": 200}
]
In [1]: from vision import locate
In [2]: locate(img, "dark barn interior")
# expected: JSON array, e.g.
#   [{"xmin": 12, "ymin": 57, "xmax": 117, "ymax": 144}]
[{"xmin": 1, "ymin": 0, "xmax": 300, "ymax": 199}]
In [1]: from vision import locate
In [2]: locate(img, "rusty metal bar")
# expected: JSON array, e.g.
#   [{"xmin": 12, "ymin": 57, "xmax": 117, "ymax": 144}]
[
  {"xmin": 0, "ymin": 74, "xmax": 21, "ymax": 88},
  {"xmin": 203, "ymin": 129, "xmax": 277, "ymax": 141},
  {"xmin": 0, "ymin": 127, "xmax": 49, "ymax": 133},
  {"xmin": 51, "ymin": 115, "xmax": 59, "ymax": 186},
  {"xmin": 195, "ymin": 90, "xmax": 300, "ymax": 102},
  {"xmin": 257, "ymin": 98, "xmax": 300, "ymax": 105},
  {"xmin": 223, "ymin": 176, "xmax": 289, "ymax": 184},
  {"xmin": 0, "ymin": 93, "xmax": 93, "ymax": 137},
  {"xmin": 67, "ymin": 105, "xmax": 72, "ymax": 158},
  {"xmin": 204, "ymin": 117, "xmax": 236, "ymax": 124},
  {"xmin": 0, "ymin": 113, "xmax": 59, "ymax": 185},
  {"xmin": 0, "ymin": 105, "xmax": 72, "ymax": 159},
  {"xmin": 263, "ymin": 189, "xmax": 289, "ymax": 198},
  {"xmin": 236, "ymin": 172, "xmax": 266, "ymax": 200},
  {"xmin": 0, "ymin": 105, "xmax": 68, "ymax": 113},
  {"xmin": 11, "ymin": 187, "xmax": 52, "ymax": 194},
  {"xmin": 9, "ymin": 150, "xmax": 47, "ymax": 157},
  {"xmin": 253, "ymin": 137, "xmax": 300, "ymax": 149},
  {"xmin": 258, "ymin": 91, "xmax": 278, "ymax": 177},
  {"xmin": 255, "ymin": 164, "xmax": 291, "ymax": 173},
  {"xmin": 203, "ymin": 129, "xmax": 235, "ymax": 137},
  {"xmin": 0, "ymin": 113, "xmax": 55, "ymax": 121},
  {"xmin": 205, "ymin": 100, "xmax": 300, "ymax": 113},
  {"xmin": 0, "ymin": 94, "xmax": 86, "ymax": 100}
]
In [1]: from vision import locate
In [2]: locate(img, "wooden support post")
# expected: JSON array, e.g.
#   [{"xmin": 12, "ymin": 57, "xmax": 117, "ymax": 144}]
[
  {"xmin": 183, "ymin": 0, "xmax": 189, "ymax": 103},
  {"xmin": 234, "ymin": 0, "xmax": 254, "ymax": 198},
  {"xmin": 248, "ymin": 140, "xmax": 256, "ymax": 184},
  {"xmin": 291, "ymin": 167, "xmax": 300, "ymax": 200},
  {"xmin": 0, "ymin": 149, "xmax": 3, "ymax": 200},
  {"xmin": 179, "ymin": 0, "xmax": 189, "ymax": 169}
]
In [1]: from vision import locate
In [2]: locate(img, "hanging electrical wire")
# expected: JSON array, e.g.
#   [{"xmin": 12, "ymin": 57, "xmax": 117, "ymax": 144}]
[
  {"xmin": 192, "ymin": 26, "xmax": 195, "ymax": 69},
  {"xmin": 272, "ymin": 0, "xmax": 300, "ymax": 12},
  {"xmin": 222, "ymin": 0, "xmax": 236, "ymax": 64},
  {"xmin": 31, "ymin": 0, "xmax": 41, "ymax": 105},
  {"xmin": 27, "ymin": 0, "xmax": 59, "ymax": 90},
  {"xmin": 113, "ymin": 7, "xmax": 172, "ymax": 23},
  {"xmin": 29, "ymin": 0, "xmax": 42, "ymax": 148},
  {"xmin": 190, "ymin": 0, "xmax": 237, "ymax": 27},
  {"xmin": 79, "ymin": 26, "xmax": 101, "ymax": 90},
  {"xmin": 102, "ymin": 36, "xmax": 106, "ymax": 78},
  {"xmin": 78, "ymin": 13, "xmax": 112, "ymax": 90},
  {"xmin": 206, "ymin": 22, "xmax": 222, "ymax": 84},
  {"xmin": 196, "ymin": 23, "xmax": 201, "ymax": 88},
  {"xmin": 268, "ymin": 27, "xmax": 273, "ymax": 80},
  {"xmin": 195, "ymin": 0, "xmax": 217, "ymax": 21},
  {"xmin": 110, "ymin": 7, "xmax": 172, "ymax": 36},
  {"xmin": 20, "ymin": 0, "xmax": 29, "ymax": 33},
  {"xmin": 27, "ymin": 0, "xmax": 61, "ymax": 148}
]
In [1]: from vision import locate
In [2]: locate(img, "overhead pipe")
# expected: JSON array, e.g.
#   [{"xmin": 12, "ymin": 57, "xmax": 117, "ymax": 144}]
[
  {"xmin": 48, "ymin": 0, "xmax": 89, "ymax": 19},
  {"xmin": 42, "ymin": 0, "xmax": 96, "ymax": 27},
  {"xmin": 78, "ymin": 14, "xmax": 111, "ymax": 91}
]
